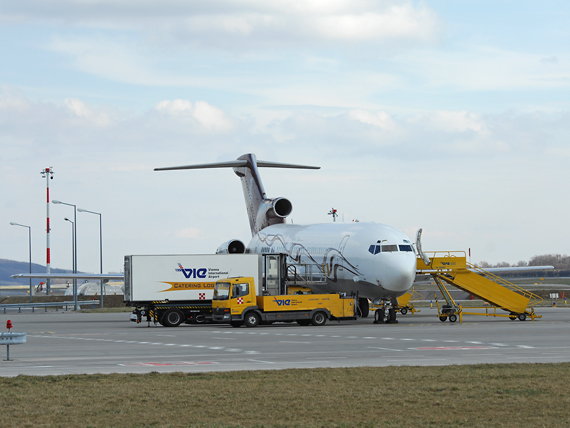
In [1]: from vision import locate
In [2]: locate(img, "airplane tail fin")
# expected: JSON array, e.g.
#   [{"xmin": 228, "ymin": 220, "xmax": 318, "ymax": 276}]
[{"xmin": 155, "ymin": 153, "xmax": 319, "ymax": 235}]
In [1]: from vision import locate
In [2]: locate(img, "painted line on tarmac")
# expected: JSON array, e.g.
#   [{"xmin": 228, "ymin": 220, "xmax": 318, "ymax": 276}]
[{"xmin": 29, "ymin": 335, "xmax": 259, "ymax": 355}]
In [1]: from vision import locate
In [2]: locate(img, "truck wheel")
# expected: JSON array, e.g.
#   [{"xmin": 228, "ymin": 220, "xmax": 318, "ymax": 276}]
[
  {"xmin": 358, "ymin": 298, "xmax": 370, "ymax": 318},
  {"xmin": 244, "ymin": 312, "xmax": 260, "ymax": 328},
  {"xmin": 311, "ymin": 312, "xmax": 327, "ymax": 326},
  {"xmin": 162, "ymin": 309, "xmax": 184, "ymax": 327}
]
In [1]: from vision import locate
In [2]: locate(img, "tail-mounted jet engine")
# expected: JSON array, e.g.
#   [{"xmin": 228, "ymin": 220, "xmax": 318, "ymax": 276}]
[
  {"xmin": 216, "ymin": 240, "xmax": 246, "ymax": 254},
  {"xmin": 255, "ymin": 197, "xmax": 292, "ymax": 231}
]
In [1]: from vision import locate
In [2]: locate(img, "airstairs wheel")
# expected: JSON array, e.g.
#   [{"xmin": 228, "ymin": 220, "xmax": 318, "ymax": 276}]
[
  {"xmin": 400, "ymin": 307, "xmax": 408, "ymax": 315},
  {"xmin": 449, "ymin": 314, "xmax": 458, "ymax": 323},
  {"xmin": 439, "ymin": 316, "xmax": 447, "ymax": 322},
  {"xmin": 518, "ymin": 313, "xmax": 527, "ymax": 321}
]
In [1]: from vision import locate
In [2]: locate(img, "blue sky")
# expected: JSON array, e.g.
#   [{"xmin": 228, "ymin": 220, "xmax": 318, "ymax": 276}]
[{"xmin": 1, "ymin": 1, "xmax": 569, "ymax": 274}]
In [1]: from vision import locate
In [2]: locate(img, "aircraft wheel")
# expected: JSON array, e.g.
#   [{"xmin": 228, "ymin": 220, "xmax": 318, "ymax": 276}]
[
  {"xmin": 400, "ymin": 307, "xmax": 408, "ymax": 315},
  {"xmin": 244, "ymin": 312, "xmax": 260, "ymax": 328},
  {"xmin": 449, "ymin": 314, "xmax": 458, "ymax": 323},
  {"xmin": 162, "ymin": 309, "xmax": 184, "ymax": 327},
  {"xmin": 388, "ymin": 308, "xmax": 397, "ymax": 323},
  {"xmin": 439, "ymin": 316, "xmax": 447, "ymax": 322},
  {"xmin": 312, "ymin": 311, "xmax": 327, "ymax": 326},
  {"xmin": 374, "ymin": 309, "xmax": 386, "ymax": 324},
  {"xmin": 518, "ymin": 313, "xmax": 527, "ymax": 321},
  {"xmin": 230, "ymin": 321, "xmax": 243, "ymax": 328}
]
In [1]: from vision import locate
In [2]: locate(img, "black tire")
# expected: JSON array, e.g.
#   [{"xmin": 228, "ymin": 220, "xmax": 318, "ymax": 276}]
[
  {"xmin": 388, "ymin": 308, "xmax": 397, "ymax": 323},
  {"xmin": 400, "ymin": 307, "xmax": 408, "ymax": 315},
  {"xmin": 449, "ymin": 314, "xmax": 458, "ymax": 323},
  {"xmin": 230, "ymin": 321, "xmax": 243, "ymax": 328},
  {"xmin": 244, "ymin": 312, "xmax": 260, "ymax": 328},
  {"xmin": 358, "ymin": 298, "xmax": 370, "ymax": 318},
  {"xmin": 374, "ymin": 309, "xmax": 386, "ymax": 324},
  {"xmin": 518, "ymin": 313, "xmax": 527, "ymax": 321},
  {"xmin": 439, "ymin": 316, "xmax": 447, "ymax": 322},
  {"xmin": 162, "ymin": 309, "xmax": 184, "ymax": 327},
  {"xmin": 311, "ymin": 312, "xmax": 327, "ymax": 326},
  {"xmin": 297, "ymin": 319, "xmax": 311, "ymax": 326}
]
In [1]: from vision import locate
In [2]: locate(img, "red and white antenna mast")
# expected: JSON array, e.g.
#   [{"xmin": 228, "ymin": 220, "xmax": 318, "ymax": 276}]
[{"xmin": 41, "ymin": 167, "xmax": 54, "ymax": 294}]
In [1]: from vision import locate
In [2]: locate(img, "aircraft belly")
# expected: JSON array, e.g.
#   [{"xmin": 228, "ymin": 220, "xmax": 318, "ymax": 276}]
[{"xmin": 303, "ymin": 279, "xmax": 404, "ymax": 301}]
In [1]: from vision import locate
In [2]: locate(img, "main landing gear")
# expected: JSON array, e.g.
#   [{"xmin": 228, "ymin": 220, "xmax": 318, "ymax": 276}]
[{"xmin": 373, "ymin": 301, "xmax": 398, "ymax": 324}]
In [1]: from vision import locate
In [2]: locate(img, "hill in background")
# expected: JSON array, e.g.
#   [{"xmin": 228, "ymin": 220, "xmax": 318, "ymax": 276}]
[{"xmin": 0, "ymin": 259, "xmax": 74, "ymax": 285}]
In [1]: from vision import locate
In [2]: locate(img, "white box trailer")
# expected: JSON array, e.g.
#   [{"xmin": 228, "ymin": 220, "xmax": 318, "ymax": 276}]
[{"xmin": 125, "ymin": 254, "xmax": 265, "ymax": 327}]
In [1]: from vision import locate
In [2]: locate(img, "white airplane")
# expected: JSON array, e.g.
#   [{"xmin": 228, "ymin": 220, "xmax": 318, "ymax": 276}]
[{"xmin": 155, "ymin": 153, "xmax": 418, "ymax": 322}]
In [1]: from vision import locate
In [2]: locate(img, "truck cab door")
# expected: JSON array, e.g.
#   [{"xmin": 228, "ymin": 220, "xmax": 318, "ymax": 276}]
[{"xmin": 231, "ymin": 281, "xmax": 255, "ymax": 312}]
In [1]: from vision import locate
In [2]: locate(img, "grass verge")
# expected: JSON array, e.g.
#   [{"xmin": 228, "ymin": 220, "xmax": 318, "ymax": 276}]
[{"xmin": 1, "ymin": 363, "xmax": 569, "ymax": 427}]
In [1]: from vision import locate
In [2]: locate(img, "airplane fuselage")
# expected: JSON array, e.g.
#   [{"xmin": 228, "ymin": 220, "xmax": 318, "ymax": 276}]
[{"xmin": 247, "ymin": 222, "xmax": 417, "ymax": 302}]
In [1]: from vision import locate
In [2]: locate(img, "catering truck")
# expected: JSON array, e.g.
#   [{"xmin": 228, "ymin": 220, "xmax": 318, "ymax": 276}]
[
  {"xmin": 125, "ymin": 254, "xmax": 271, "ymax": 327},
  {"xmin": 212, "ymin": 276, "xmax": 358, "ymax": 327}
]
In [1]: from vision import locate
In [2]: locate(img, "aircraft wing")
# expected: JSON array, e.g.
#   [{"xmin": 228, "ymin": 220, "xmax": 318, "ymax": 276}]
[
  {"xmin": 472, "ymin": 266, "xmax": 554, "ymax": 274},
  {"xmin": 12, "ymin": 273, "xmax": 124, "ymax": 281}
]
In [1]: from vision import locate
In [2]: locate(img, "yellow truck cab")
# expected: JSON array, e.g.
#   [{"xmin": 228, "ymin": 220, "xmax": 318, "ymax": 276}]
[{"xmin": 212, "ymin": 276, "xmax": 357, "ymax": 327}]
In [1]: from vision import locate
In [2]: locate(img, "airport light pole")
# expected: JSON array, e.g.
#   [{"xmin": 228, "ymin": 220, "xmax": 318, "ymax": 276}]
[
  {"xmin": 9, "ymin": 222, "xmax": 32, "ymax": 303},
  {"xmin": 41, "ymin": 167, "xmax": 54, "ymax": 294},
  {"xmin": 64, "ymin": 217, "xmax": 77, "ymax": 310},
  {"xmin": 53, "ymin": 199, "xmax": 78, "ymax": 310},
  {"xmin": 78, "ymin": 208, "xmax": 103, "ymax": 308}
]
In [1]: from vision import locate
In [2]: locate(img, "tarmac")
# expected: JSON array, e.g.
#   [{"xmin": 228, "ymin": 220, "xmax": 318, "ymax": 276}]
[{"xmin": 1, "ymin": 306, "xmax": 569, "ymax": 377}]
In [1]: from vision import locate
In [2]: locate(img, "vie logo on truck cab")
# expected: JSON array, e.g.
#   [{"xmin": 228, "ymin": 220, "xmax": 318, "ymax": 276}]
[
  {"xmin": 274, "ymin": 298, "xmax": 291, "ymax": 306},
  {"xmin": 176, "ymin": 264, "xmax": 207, "ymax": 279}
]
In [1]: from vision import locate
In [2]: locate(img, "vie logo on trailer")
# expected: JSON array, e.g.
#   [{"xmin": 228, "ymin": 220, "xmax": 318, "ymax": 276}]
[{"xmin": 176, "ymin": 264, "xmax": 207, "ymax": 279}]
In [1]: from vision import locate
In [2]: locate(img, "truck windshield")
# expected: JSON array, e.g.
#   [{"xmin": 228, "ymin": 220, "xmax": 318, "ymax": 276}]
[{"xmin": 213, "ymin": 282, "xmax": 231, "ymax": 300}]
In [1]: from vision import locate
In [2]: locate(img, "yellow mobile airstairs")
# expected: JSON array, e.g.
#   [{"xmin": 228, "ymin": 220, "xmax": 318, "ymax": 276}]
[{"xmin": 417, "ymin": 251, "xmax": 543, "ymax": 322}]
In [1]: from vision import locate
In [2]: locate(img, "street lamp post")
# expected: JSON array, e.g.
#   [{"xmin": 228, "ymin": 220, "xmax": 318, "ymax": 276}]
[
  {"xmin": 9, "ymin": 222, "xmax": 32, "ymax": 303},
  {"xmin": 64, "ymin": 217, "xmax": 77, "ymax": 310},
  {"xmin": 78, "ymin": 208, "xmax": 103, "ymax": 308},
  {"xmin": 52, "ymin": 200, "xmax": 78, "ymax": 310}
]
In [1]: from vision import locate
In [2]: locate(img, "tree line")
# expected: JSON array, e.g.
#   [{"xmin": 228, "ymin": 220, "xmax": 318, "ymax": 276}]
[{"xmin": 477, "ymin": 254, "xmax": 570, "ymax": 277}]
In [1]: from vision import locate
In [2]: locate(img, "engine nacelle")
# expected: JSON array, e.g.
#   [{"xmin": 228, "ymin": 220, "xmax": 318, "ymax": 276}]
[
  {"xmin": 215, "ymin": 240, "xmax": 246, "ymax": 254},
  {"xmin": 255, "ymin": 197, "xmax": 293, "ymax": 230}
]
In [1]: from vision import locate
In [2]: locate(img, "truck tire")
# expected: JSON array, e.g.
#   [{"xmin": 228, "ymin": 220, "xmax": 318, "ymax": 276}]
[
  {"xmin": 244, "ymin": 312, "xmax": 260, "ymax": 328},
  {"xmin": 358, "ymin": 298, "xmax": 370, "ymax": 318},
  {"xmin": 162, "ymin": 309, "xmax": 184, "ymax": 327},
  {"xmin": 311, "ymin": 311, "xmax": 327, "ymax": 326}
]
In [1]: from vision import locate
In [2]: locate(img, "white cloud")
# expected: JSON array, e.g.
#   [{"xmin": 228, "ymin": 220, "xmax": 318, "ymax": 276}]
[
  {"xmin": 155, "ymin": 99, "xmax": 233, "ymax": 131},
  {"xmin": 6, "ymin": 0, "xmax": 441, "ymax": 50}
]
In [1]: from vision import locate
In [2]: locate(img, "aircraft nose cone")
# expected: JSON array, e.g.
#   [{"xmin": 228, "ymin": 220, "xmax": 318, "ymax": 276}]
[{"xmin": 383, "ymin": 254, "xmax": 416, "ymax": 293}]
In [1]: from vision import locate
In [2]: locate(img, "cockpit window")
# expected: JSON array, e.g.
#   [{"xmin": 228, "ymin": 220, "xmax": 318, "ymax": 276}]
[
  {"xmin": 368, "ymin": 244, "xmax": 381, "ymax": 255},
  {"xmin": 399, "ymin": 244, "xmax": 413, "ymax": 252},
  {"xmin": 381, "ymin": 244, "xmax": 398, "ymax": 252}
]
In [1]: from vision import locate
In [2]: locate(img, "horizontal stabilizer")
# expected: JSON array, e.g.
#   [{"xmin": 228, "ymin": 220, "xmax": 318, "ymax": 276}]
[{"xmin": 155, "ymin": 159, "xmax": 320, "ymax": 171}]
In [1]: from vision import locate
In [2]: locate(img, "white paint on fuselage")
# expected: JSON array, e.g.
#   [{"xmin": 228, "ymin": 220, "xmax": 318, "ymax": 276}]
[{"xmin": 247, "ymin": 222, "xmax": 417, "ymax": 301}]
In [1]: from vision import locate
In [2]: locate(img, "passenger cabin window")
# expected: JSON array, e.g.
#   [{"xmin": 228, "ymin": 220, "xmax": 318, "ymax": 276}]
[
  {"xmin": 381, "ymin": 244, "xmax": 398, "ymax": 252},
  {"xmin": 232, "ymin": 283, "xmax": 249, "ymax": 298},
  {"xmin": 399, "ymin": 244, "xmax": 413, "ymax": 252}
]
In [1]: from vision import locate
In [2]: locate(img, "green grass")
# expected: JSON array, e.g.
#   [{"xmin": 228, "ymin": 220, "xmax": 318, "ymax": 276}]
[{"xmin": 1, "ymin": 364, "xmax": 569, "ymax": 427}]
